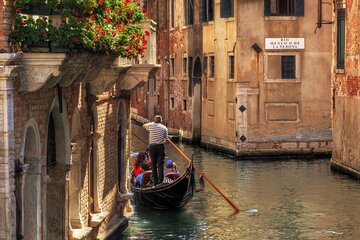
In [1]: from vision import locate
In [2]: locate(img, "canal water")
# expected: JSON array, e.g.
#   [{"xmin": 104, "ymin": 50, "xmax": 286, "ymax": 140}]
[{"xmin": 119, "ymin": 123, "xmax": 360, "ymax": 239}]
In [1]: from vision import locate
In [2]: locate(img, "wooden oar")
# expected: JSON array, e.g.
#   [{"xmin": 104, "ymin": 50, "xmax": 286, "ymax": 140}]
[
  {"xmin": 167, "ymin": 139, "xmax": 240, "ymax": 212},
  {"xmin": 131, "ymin": 131, "xmax": 240, "ymax": 212}
]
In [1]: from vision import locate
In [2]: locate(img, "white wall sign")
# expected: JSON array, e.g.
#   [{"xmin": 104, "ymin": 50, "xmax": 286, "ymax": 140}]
[{"xmin": 265, "ymin": 38, "xmax": 305, "ymax": 50}]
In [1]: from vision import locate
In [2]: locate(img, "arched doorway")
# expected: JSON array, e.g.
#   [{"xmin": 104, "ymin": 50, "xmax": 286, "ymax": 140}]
[
  {"xmin": 69, "ymin": 108, "xmax": 84, "ymax": 228},
  {"xmin": 45, "ymin": 100, "xmax": 71, "ymax": 240},
  {"xmin": 16, "ymin": 120, "xmax": 41, "ymax": 240},
  {"xmin": 192, "ymin": 57, "xmax": 202, "ymax": 144}
]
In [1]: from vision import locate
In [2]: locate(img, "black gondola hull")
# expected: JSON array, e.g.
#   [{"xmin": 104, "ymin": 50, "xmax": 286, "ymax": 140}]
[{"xmin": 131, "ymin": 163, "xmax": 195, "ymax": 210}]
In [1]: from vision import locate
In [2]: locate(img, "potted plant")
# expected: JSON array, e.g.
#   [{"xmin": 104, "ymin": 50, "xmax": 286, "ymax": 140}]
[
  {"xmin": 10, "ymin": 0, "xmax": 151, "ymax": 58},
  {"xmin": 9, "ymin": 14, "xmax": 50, "ymax": 52}
]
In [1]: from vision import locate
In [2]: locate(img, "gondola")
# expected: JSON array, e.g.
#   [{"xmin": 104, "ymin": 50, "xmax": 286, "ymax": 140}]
[{"xmin": 131, "ymin": 161, "xmax": 195, "ymax": 210}]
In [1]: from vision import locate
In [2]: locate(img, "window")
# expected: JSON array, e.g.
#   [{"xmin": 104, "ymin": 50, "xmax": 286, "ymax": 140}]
[
  {"xmin": 202, "ymin": 0, "xmax": 214, "ymax": 22},
  {"xmin": 171, "ymin": 0, "xmax": 175, "ymax": 28},
  {"xmin": 204, "ymin": 56, "xmax": 208, "ymax": 76},
  {"xmin": 185, "ymin": 0, "xmax": 194, "ymax": 25},
  {"xmin": 147, "ymin": 78, "xmax": 150, "ymax": 92},
  {"xmin": 188, "ymin": 57, "xmax": 193, "ymax": 96},
  {"xmin": 336, "ymin": 8, "xmax": 345, "ymax": 69},
  {"xmin": 209, "ymin": 55, "xmax": 215, "ymax": 78},
  {"xmin": 182, "ymin": 57, "xmax": 188, "ymax": 76},
  {"xmin": 170, "ymin": 97, "xmax": 175, "ymax": 110},
  {"xmin": 264, "ymin": 53, "xmax": 300, "ymax": 81},
  {"xmin": 220, "ymin": 0, "xmax": 234, "ymax": 18},
  {"xmin": 264, "ymin": 0, "xmax": 304, "ymax": 16},
  {"xmin": 228, "ymin": 54, "xmax": 234, "ymax": 79},
  {"xmin": 281, "ymin": 55, "xmax": 296, "ymax": 79},
  {"xmin": 182, "ymin": 99, "xmax": 187, "ymax": 111},
  {"xmin": 170, "ymin": 57, "xmax": 175, "ymax": 77}
]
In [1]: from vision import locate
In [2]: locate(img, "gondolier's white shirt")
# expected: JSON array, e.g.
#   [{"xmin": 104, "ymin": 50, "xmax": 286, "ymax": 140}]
[{"xmin": 143, "ymin": 122, "xmax": 168, "ymax": 144}]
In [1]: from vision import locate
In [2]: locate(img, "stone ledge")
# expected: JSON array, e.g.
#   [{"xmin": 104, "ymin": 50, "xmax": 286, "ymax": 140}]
[
  {"xmin": 331, "ymin": 159, "xmax": 360, "ymax": 180},
  {"xmin": 70, "ymin": 226, "xmax": 93, "ymax": 240},
  {"xmin": 90, "ymin": 211, "xmax": 109, "ymax": 228},
  {"xmin": 97, "ymin": 217, "xmax": 129, "ymax": 240}
]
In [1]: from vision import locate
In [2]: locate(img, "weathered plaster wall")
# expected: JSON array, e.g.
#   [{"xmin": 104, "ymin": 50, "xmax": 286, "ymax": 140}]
[
  {"xmin": 201, "ymin": 0, "xmax": 333, "ymax": 157},
  {"xmin": 331, "ymin": 1, "xmax": 360, "ymax": 175}
]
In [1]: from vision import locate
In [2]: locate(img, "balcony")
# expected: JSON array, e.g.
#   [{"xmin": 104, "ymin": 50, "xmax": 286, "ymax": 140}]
[{"xmin": 15, "ymin": 18, "xmax": 159, "ymax": 94}]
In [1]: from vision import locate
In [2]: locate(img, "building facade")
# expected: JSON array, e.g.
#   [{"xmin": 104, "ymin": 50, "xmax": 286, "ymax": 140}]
[
  {"xmin": 0, "ymin": 4, "xmax": 158, "ymax": 240},
  {"xmin": 219, "ymin": 0, "xmax": 333, "ymax": 157},
  {"xmin": 131, "ymin": 0, "xmax": 203, "ymax": 143},
  {"xmin": 132, "ymin": 0, "xmax": 333, "ymax": 158},
  {"xmin": 331, "ymin": 0, "xmax": 360, "ymax": 176}
]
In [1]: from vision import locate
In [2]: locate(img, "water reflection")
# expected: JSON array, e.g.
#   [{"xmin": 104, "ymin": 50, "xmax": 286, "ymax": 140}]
[{"xmin": 122, "ymin": 123, "xmax": 360, "ymax": 239}]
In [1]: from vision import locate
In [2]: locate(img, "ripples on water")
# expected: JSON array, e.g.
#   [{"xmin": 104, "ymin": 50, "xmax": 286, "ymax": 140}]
[{"xmin": 124, "ymin": 127, "xmax": 360, "ymax": 239}]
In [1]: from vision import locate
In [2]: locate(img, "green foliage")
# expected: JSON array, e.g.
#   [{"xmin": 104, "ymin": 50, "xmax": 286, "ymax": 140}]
[{"xmin": 10, "ymin": 0, "xmax": 150, "ymax": 58}]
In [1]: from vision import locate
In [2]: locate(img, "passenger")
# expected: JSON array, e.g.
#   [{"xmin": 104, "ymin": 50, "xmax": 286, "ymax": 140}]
[
  {"xmin": 134, "ymin": 162, "xmax": 151, "ymax": 187},
  {"xmin": 164, "ymin": 160, "xmax": 180, "ymax": 176},
  {"xmin": 131, "ymin": 152, "xmax": 147, "ymax": 183}
]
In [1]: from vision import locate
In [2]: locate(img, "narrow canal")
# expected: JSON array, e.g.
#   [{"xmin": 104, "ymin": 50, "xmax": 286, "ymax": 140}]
[{"xmin": 119, "ymin": 123, "xmax": 360, "ymax": 239}]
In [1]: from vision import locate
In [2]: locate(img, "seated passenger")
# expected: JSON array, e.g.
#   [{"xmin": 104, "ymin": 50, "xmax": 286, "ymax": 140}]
[
  {"xmin": 164, "ymin": 160, "xmax": 180, "ymax": 180},
  {"xmin": 134, "ymin": 162, "xmax": 151, "ymax": 187},
  {"xmin": 131, "ymin": 152, "xmax": 147, "ymax": 183}
]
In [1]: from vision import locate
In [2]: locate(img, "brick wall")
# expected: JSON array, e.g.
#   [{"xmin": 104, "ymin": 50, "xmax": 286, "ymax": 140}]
[
  {"xmin": 9, "ymin": 76, "xmax": 131, "ymax": 238},
  {"xmin": 332, "ymin": 1, "xmax": 360, "ymax": 173},
  {"xmin": 1, "ymin": 0, "xmax": 13, "ymax": 51}
]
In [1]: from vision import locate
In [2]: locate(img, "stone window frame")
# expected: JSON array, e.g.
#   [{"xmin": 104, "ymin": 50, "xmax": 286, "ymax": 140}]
[
  {"xmin": 264, "ymin": 51, "xmax": 301, "ymax": 83},
  {"xmin": 227, "ymin": 51, "xmax": 234, "ymax": 81},
  {"xmin": 182, "ymin": 98, "xmax": 188, "ymax": 112},
  {"xmin": 170, "ymin": 96, "xmax": 175, "ymax": 110}
]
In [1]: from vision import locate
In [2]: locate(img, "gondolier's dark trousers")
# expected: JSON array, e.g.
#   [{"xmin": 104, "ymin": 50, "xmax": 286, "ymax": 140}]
[{"xmin": 149, "ymin": 143, "xmax": 165, "ymax": 184}]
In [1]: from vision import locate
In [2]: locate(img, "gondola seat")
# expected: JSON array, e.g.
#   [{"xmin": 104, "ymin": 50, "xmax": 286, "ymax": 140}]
[
  {"xmin": 165, "ymin": 172, "xmax": 180, "ymax": 180},
  {"xmin": 141, "ymin": 171, "xmax": 153, "ymax": 188}
]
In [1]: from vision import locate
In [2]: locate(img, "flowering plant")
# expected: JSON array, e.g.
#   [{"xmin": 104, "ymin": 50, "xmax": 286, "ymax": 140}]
[{"xmin": 9, "ymin": 0, "xmax": 150, "ymax": 58}]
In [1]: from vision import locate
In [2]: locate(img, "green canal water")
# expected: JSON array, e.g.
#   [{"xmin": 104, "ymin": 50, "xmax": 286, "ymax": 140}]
[{"xmin": 118, "ymin": 125, "xmax": 360, "ymax": 239}]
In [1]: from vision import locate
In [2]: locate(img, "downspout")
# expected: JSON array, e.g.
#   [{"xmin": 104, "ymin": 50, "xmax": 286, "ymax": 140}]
[{"xmin": 165, "ymin": 0, "xmax": 170, "ymax": 124}]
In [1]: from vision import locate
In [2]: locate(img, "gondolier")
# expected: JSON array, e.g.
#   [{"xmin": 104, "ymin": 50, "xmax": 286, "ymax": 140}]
[{"xmin": 142, "ymin": 115, "xmax": 169, "ymax": 185}]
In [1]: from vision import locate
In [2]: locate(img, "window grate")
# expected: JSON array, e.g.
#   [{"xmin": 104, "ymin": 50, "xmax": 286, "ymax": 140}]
[
  {"xmin": 281, "ymin": 55, "xmax": 296, "ymax": 79},
  {"xmin": 228, "ymin": 55, "xmax": 234, "ymax": 79}
]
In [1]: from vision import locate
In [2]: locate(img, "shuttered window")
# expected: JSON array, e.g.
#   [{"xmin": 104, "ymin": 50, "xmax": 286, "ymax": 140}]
[
  {"xmin": 264, "ymin": 0, "xmax": 304, "ymax": 16},
  {"xmin": 336, "ymin": 8, "xmax": 345, "ymax": 69},
  {"xmin": 171, "ymin": 0, "xmax": 175, "ymax": 28},
  {"xmin": 220, "ymin": 0, "xmax": 234, "ymax": 18},
  {"xmin": 202, "ymin": 0, "xmax": 214, "ymax": 22},
  {"xmin": 185, "ymin": 0, "xmax": 194, "ymax": 25}
]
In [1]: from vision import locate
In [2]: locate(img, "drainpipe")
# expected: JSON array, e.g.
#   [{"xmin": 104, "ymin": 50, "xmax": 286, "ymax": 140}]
[{"xmin": 165, "ymin": 0, "xmax": 170, "ymax": 125}]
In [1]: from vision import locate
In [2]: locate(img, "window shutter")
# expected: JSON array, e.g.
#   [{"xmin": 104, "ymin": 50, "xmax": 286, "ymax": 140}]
[
  {"xmin": 294, "ymin": 0, "xmax": 304, "ymax": 16},
  {"xmin": 220, "ymin": 0, "xmax": 227, "ymax": 18},
  {"xmin": 264, "ymin": 0, "xmax": 271, "ymax": 16},
  {"xmin": 202, "ymin": 0, "xmax": 207, "ymax": 22},
  {"xmin": 220, "ymin": 0, "xmax": 233, "ymax": 18},
  {"xmin": 208, "ymin": 0, "xmax": 214, "ymax": 21}
]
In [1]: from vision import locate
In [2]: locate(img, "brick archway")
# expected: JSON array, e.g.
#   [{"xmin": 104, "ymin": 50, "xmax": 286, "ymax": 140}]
[
  {"xmin": 45, "ymin": 96, "xmax": 71, "ymax": 240},
  {"xmin": 16, "ymin": 120, "xmax": 41, "ymax": 240}
]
